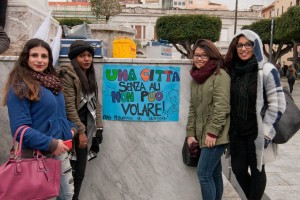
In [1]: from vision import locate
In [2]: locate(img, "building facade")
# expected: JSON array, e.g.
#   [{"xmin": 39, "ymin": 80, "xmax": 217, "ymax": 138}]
[
  {"xmin": 49, "ymin": 1, "xmax": 263, "ymax": 57},
  {"xmin": 274, "ymin": 0, "xmax": 299, "ymax": 16},
  {"xmin": 261, "ymin": 2, "xmax": 275, "ymax": 18},
  {"xmin": 261, "ymin": 0, "xmax": 300, "ymax": 65}
]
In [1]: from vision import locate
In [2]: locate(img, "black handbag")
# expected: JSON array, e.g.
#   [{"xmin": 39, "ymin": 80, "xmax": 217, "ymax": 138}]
[
  {"xmin": 182, "ymin": 137, "xmax": 201, "ymax": 167},
  {"xmin": 261, "ymin": 86, "xmax": 300, "ymax": 144}
]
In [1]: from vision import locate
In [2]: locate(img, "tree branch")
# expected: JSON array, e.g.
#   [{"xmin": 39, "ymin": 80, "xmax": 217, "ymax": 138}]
[{"xmin": 172, "ymin": 42, "xmax": 187, "ymax": 58}]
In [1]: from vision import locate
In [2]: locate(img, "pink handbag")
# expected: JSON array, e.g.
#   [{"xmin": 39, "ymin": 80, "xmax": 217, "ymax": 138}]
[{"xmin": 0, "ymin": 125, "xmax": 62, "ymax": 200}]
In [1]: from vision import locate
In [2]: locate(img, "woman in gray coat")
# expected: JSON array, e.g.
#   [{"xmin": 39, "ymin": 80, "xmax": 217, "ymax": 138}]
[{"xmin": 224, "ymin": 30, "xmax": 286, "ymax": 200}]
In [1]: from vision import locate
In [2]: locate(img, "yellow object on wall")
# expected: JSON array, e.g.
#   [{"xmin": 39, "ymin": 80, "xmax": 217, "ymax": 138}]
[{"xmin": 113, "ymin": 37, "xmax": 136, "ymax": 58}]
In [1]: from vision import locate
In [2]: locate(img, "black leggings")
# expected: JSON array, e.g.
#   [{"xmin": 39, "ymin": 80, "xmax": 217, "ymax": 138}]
[
  {"xmin": 70, "ymin": 136, "xmax": 88, "ymax": 200},
  {"xmin": 288, "ymin": 79, "xmax": 295, "ymax": 93},
  {"xmin": 231, "ymin": 134, "xmax": 266, "ymax": 200}
]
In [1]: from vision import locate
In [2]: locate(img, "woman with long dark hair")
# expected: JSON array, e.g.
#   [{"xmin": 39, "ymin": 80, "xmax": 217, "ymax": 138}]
[
  {"xmin": 3, "ymin": 38, "xmax": 76, "ymax": 199},
  {"xmin": 58, "ymin": 40, "xmax": 103, "ymax": 200},
  {"xmin": 186, "ymin": 39, "xmax": 230, "ymax": 200},
  {"xmin": 224, "ymin": 30, "xmax": 286, "ymax": 200}
]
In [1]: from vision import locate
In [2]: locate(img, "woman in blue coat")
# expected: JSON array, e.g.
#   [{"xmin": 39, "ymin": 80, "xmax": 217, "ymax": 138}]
[{"xmin": 3, "ymin": 38, "xmax": 77, "ymax": 200}]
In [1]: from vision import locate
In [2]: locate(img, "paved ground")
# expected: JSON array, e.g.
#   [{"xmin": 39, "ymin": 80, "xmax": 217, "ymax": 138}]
[
  {"xmin": 222, "ymin": 78, "xmax": 300, "ymax": 200},
  {"xmin": 264, "ymin": 78, "xmax": 300, "ymax": 200}
]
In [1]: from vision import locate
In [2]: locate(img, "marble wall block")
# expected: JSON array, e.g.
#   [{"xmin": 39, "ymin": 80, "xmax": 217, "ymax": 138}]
[
  {"xmin": 63, "ymin": 58, "xmax": 202, "ymax": 200},
  {"xmin": 0, "ymin": 57, "xmax": 17, "ymax": 163},
  {"xmin": 0, "ymin": 57, "xmax": 203, "ymax": 200},
  {"xmin": 4, "ymin": 0, "xmax": 59, "ymax": 56}
]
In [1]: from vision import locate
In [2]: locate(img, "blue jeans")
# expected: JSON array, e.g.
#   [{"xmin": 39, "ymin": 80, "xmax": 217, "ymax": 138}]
[
  {"xmin": 197, "ymin": 144, "xmax": 227, "ymax": 200},
  {"xmin": 55, "ymin": 152, "xmax": 74, "ymax": 200}
]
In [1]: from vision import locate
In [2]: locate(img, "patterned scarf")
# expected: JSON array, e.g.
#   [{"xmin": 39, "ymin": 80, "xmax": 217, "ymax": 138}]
[
  {"xmin": 69, "ymin": 92, "xmax": 97, "ymax": 161},
  {"xmin": 31, "ymin": 71, "xmax": 62, "ymax": 95},
  {"xmin": 190, "ymin": 60, "xmax": 217, "ymax": 84}
]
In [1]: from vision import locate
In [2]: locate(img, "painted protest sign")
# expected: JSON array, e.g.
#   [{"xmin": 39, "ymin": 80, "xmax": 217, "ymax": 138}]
[{"xmin": 102, "ymin": 64, "xmax": 180, "ymax": 122}]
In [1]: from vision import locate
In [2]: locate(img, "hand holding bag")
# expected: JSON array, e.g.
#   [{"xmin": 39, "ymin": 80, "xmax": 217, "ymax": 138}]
[
  {"xmin": 182, "ymin": 137, "xmax": 201, "ymax": 167},
  {"xmin": 0, "ymin": 125, "xmax": 62, "ymax": 200}
]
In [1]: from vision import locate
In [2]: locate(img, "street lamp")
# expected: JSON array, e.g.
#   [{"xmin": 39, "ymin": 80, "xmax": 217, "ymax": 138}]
[
  {"xmin": 234, "ymin": 0, "xmax": 238, "ymax": 34},
  {"xmin": 269, "ymin": 9, "xmax": 275, "ymax": 63}
]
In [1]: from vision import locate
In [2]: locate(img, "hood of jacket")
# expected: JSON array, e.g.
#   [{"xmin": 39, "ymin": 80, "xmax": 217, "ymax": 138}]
[
  {"xmin": 57, "ymin": 64, "xmax": 78, "ymax": 80},
  {"xmin": 233, "ymin": 29, "xmax": 266, "ymax": 71}
]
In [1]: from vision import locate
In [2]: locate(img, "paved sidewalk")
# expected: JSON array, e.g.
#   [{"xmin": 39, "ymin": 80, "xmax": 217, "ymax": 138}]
[{"xmin": 264, "ymin": 79, "xmax": 300, "ymax": 200}]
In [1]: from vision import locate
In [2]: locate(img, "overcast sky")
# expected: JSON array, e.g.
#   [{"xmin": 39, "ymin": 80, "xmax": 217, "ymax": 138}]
[{"xmin": 213, "ymin": 0, "xmax": 274, "ymax": 10}]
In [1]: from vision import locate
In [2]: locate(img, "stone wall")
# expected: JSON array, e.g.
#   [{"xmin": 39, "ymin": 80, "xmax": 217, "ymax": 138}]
[
  {"xmin": 4, "ymin": 0, "xmax": 59, "ymax": 56},
  {"xmin": 0, "ymin": 56, "xmax": 201, "ymax": 200},
  {"xmin": 0, "ymin": 56, "xmax": 241, "ymax": 199}
]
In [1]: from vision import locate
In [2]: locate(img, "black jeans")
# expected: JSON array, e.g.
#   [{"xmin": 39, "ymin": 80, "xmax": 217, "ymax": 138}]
[
  {"xmin": 70, "ymin": 136, "xmax": 87, "ymax": 200},
  {"xmin": 231, "ymin": 133, "xmax": 266, "ymax": 200},
  {"xmin": 288, "ymin": 79, "xmax": 295, "ymax": 93}
]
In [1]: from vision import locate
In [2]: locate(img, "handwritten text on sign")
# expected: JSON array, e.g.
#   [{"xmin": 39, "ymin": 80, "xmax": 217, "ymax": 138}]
[{"xmin": 102, "ymin": 64, "xmax": 180, "ymax": 121}]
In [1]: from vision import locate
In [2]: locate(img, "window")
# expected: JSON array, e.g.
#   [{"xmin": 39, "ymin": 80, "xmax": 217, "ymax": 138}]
[
  {"xmin": 174, "ymin": 1, "xmax": 177, "ymax": 5},
  {"xmin": 182, "ymin": 2, "xmax": 185, "ymax": 5},
  {"xmin": 133, "ymin": 25, "xmax": 146, "ymax": 40},
  {"xmin": 189, "ymin": 1, "xmax": 193, "ymax": 4},
  {"xmin": 290, "ymin": 1, "xmax": 292, "ymax": 7},
  {"xmin": 282, "ymin": 6, "xmax": 284, "ymax": 14},
  {"xmin": 277, "ymin": 8, "xmax": 279, "ymax": 16},
  {"xmin": 135, "ymin": 25, "xmax": 142, "ymax": 39},
  {"xmin": 178, "ymin": 2, "xmax": 181, "ymax": 5},
  {"xmin": 220, "ymin": 28, "xmax": 228, "ymax": 42}
]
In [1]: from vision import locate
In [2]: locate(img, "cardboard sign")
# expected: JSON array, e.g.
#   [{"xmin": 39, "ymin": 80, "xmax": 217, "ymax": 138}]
[{"xmin": 102, "ymin": 64, "xmax": 180, "ymax": 122}]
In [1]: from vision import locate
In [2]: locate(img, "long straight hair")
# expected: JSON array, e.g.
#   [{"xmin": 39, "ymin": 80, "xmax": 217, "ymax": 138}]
[
  {"xmin": 2, "ymin": 38, "xmax": 56, "ymax": 105},
  {"xmin": 71, "ymin": 59, "xmax": 98, "ymax": 96}
]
